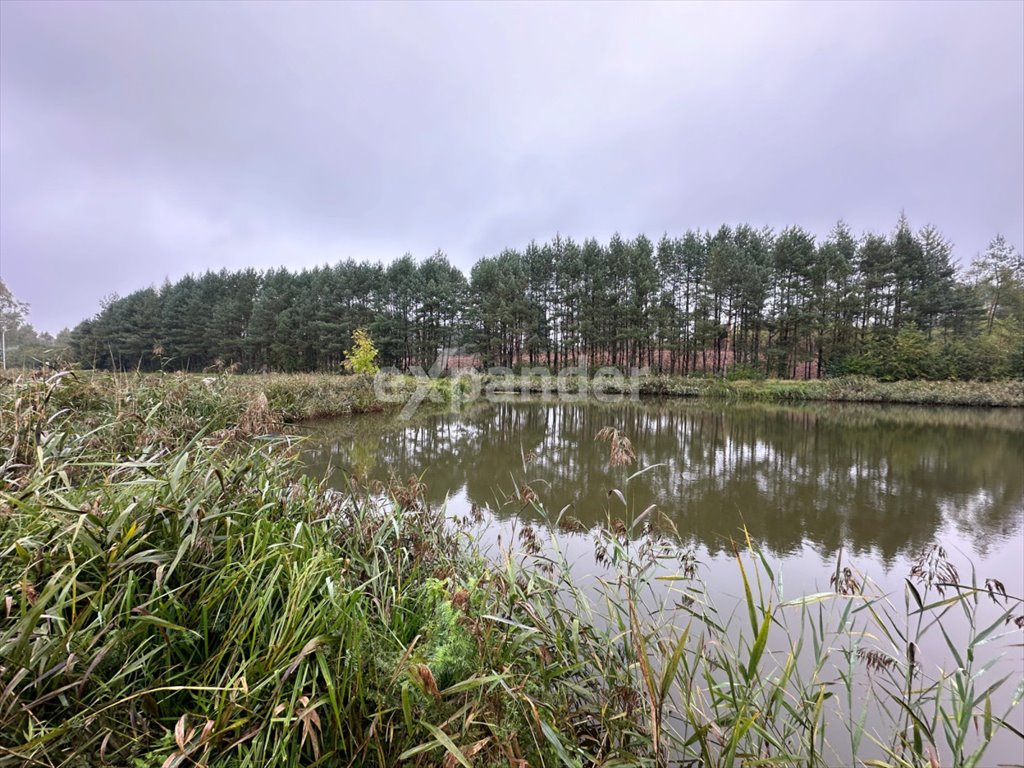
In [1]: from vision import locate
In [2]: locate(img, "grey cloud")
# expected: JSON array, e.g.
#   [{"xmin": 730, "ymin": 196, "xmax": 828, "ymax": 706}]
[{"xmin": 1, "ymin": 0, "xmax": 1021, "ymax": 332}]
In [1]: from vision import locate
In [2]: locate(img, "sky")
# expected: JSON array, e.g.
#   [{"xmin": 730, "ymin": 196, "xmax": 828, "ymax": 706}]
[{"xmin": 1, "ymin": 1, "xmax": 1022, "ymax": 333}]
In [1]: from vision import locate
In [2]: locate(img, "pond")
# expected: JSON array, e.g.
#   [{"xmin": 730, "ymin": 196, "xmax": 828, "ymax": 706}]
[
  {"xmin": 301, "ymin": 398, "xmax": 1023, "ymax": 574},
  {"xmin": 300, "ymin": 397, "xmax": 1024, "ymax": 763}
]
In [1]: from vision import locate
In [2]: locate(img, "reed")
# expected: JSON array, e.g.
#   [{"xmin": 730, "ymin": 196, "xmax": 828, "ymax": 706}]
[
  {"xmin": 456, "ymin": 372, "xmax": 1024, "ymax": 407},
  {"xmin": 1, "ymin": 371, "xmax": 1020, "ymax": 767}
]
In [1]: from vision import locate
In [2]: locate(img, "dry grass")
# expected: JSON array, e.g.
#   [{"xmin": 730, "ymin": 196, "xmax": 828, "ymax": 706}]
[
  {"xmin": 2, "ymin": 371, "xmax": 1021, "ymax": 767},
  {"xmin": 596, "ymin": 426, "xmax": 637, "ymax": 466}
]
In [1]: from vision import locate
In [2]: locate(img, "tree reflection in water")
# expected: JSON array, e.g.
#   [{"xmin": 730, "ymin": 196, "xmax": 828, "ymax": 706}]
[{"xmin": 302, "ymin": 399, "xmax": 1024, "ymax": 566}]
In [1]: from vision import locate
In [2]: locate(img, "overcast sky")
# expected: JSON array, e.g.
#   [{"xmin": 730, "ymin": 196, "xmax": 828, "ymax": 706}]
[{"xmin": 1, "ymin": 1, "xmax": 1022, "ymax": 333}]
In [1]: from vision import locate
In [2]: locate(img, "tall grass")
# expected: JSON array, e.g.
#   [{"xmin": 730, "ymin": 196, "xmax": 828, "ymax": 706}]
[
  {"xmin": 1, "ymin": 371, "xmax": 1021, "ymax": 766},
  {"xmin": 496, "ymin": 471, "xmax": 1024, "ymax": 767},
  {"xmin": 467, "ymin": 373, "xmax": 1024, "ymax": 407},
  {"xmin": 0, "ymin": 373, "xmax": 583, "ymax": 766}
]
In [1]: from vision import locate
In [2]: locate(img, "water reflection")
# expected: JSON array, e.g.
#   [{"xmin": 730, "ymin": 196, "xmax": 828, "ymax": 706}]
[{"xmin": 301, "ymin": 399, "xmax": 1024, "ymax": 564}]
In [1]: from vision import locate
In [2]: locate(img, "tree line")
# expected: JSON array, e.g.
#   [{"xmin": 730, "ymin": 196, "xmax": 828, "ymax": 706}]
[
  {"xmin": 67, "ymin": 215, "xmax": 1023, "ymax": 380},
  {"xmin": 0, "ymin": 279, "xmax": 70, "ymax": 370}
]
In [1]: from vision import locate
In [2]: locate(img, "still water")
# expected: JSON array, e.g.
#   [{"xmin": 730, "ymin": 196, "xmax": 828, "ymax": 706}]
[
  {"xmin": 302, "ymin": 398, "xmax": 1023, "ymax": 572},
  {"xmin": 301, "ymin": 398, "xmax": 1024, "ymax": 763}
]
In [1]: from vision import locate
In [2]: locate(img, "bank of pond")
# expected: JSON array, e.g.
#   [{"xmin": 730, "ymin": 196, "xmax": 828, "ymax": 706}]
[{"xmin": 1, "ymin": 371, "xmax": 1021, "ymax": 767}]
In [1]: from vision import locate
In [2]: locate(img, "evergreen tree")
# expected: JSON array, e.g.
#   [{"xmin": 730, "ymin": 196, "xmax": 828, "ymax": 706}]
[
  {"xmin": 65, "ymin": 221, "xmax": 1023, "ymax": 381},
  {"xmin": 969, "ymin": 234, "xmax": 1024, "ymax": 334}
]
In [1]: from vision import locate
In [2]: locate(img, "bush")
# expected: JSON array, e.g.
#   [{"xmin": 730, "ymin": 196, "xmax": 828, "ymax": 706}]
[
  {"xmin": 725, "ymin": 363, "xmax": 766, "ymax": 381},
  {"xmin": 343, "ymin": 328, "xmax": 380, "ymax": 374}
]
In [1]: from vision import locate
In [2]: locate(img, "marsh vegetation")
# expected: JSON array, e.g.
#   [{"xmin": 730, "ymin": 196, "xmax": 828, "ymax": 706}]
[{"xmin": 1, "ymin": 372, "xmax": 1022, "ymax": 767}]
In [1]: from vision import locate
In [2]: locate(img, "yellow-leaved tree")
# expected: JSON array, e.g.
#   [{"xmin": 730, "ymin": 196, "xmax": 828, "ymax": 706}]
[{"xmin": 343, "ymin": 328, "xmax": 379, "ymax": 374}]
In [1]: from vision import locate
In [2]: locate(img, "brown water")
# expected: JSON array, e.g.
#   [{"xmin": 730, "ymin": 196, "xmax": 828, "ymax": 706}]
[
  {"xmin": 302, "ymin": 399, "xmax": 1023, "ymax": 565},
  {"xmin": 300, "ymin": 398, "xmax": 1024, "ymax": 763}
]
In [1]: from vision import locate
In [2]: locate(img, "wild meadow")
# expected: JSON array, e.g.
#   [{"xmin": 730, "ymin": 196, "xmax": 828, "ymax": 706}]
[{"xmin": 1, "ymin": 371, "xmax": 1022, "ymax": 767}]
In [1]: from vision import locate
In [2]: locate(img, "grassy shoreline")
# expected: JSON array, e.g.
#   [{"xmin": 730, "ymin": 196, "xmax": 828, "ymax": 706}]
[
  {"xmin": 2, "ymin": 372, "xmax": 1022, "ymax": 767},
  {"xmin": 5, "ymin": 371, "xmax": 1019, "ymax": 427},
  {"xmin": 474, "ymin": 373, "xmax": 1024, "ymax": 408},
  {"xmin": 241, "ymin": 372, "xmax": 1024, "ymax": 417}
]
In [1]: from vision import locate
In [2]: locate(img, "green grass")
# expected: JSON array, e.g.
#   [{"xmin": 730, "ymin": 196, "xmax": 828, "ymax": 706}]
[
  {"xmin": 479, "ymin": 372, "xmax": 1024, "ymax": 407},
  {"xmin": 1, "ymin": 371, "xmax": 1021, "ymax": 767},
  {"xmin": 710, "ymin": 375, "xmax": 1024, "ymax": 406}
]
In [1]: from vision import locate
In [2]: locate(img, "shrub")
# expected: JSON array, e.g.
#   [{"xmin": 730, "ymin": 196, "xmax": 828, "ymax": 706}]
[{"xmin": 343, "ymin": 328, "xmax": 380, "ymax": 374}]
